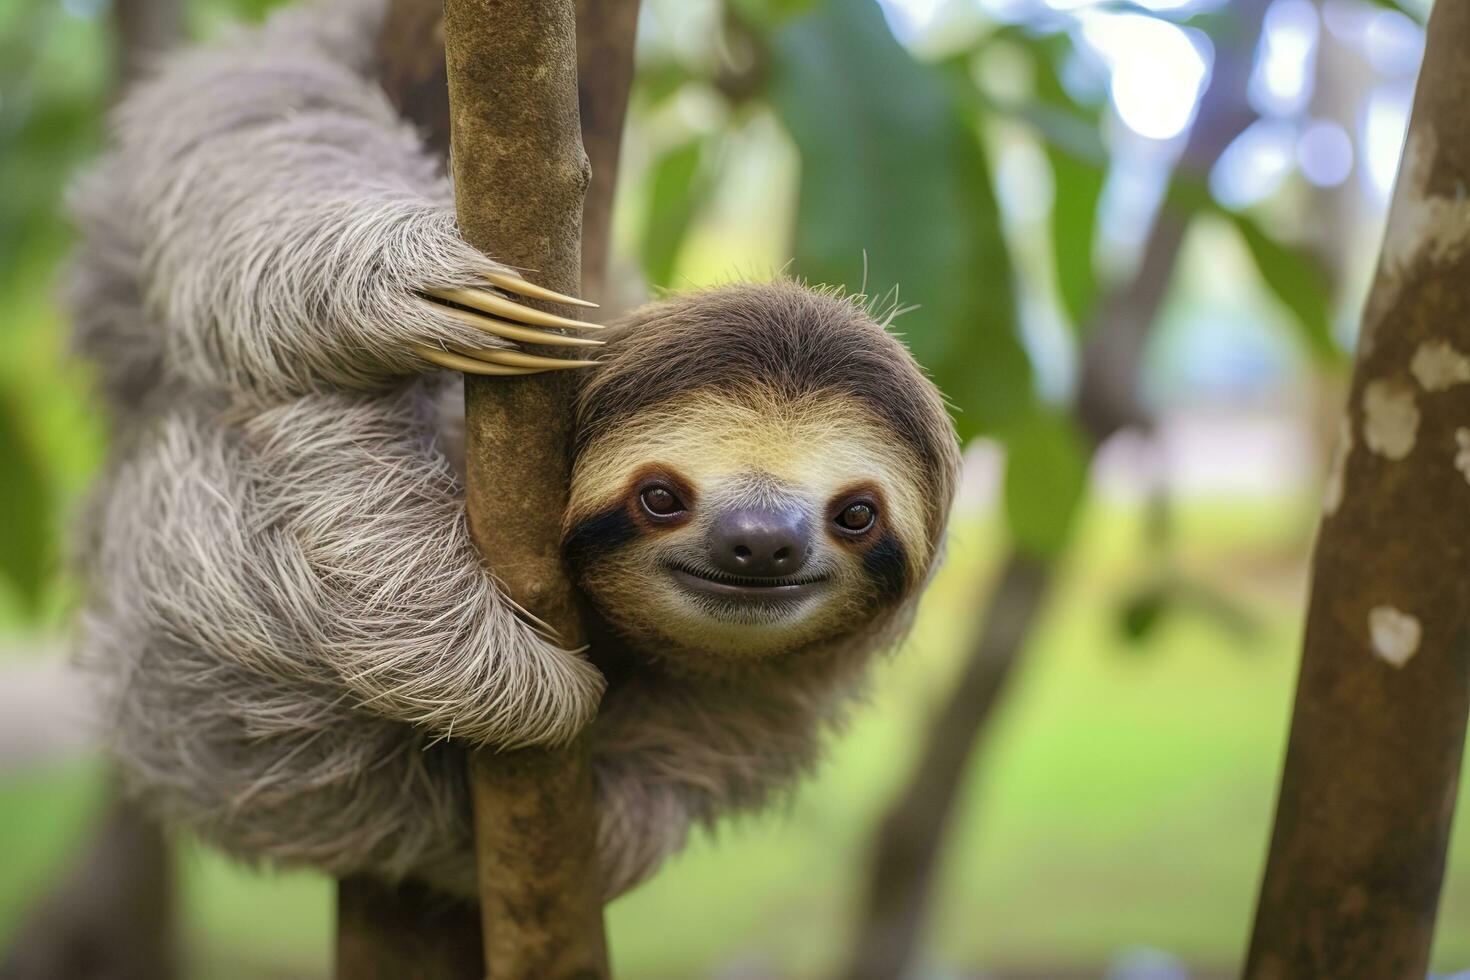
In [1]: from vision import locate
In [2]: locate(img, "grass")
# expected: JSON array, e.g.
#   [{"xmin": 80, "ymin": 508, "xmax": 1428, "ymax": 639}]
[{"xmin": 7, "ymin": 493, "xmax": 1470, "ymax": 978}]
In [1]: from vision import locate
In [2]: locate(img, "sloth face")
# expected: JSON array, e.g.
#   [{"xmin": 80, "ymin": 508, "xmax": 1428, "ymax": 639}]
[{"xmin": 564, "ymin": 388, "xmax": 937, "ymax": 663}]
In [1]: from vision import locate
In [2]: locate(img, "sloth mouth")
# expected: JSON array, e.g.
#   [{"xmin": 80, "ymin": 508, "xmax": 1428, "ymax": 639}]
[{"xmin": 666, "ymin": 562, "xmax": 828, "ymax": 604}]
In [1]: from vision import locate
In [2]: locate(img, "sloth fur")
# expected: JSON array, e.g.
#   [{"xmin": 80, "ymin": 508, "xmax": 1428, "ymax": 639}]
[{"xmin": 67, "ymin": 0, "xmax": 960, "ymax": 899}]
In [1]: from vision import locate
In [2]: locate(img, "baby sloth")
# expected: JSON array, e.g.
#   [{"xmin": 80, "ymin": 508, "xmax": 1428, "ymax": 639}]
[{"xmin": 68, "ymin": 0, "xmax": 960, "ymax": 899}]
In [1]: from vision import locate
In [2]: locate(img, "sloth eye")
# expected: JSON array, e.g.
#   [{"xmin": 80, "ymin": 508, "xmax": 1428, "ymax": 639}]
[
  {"xmin": 835, "ymin": 500, "xmax": 877, "ymax": 534},
  {"xmin": 639, "ymin": 484, "xmax": 685, "ymax": 519}
]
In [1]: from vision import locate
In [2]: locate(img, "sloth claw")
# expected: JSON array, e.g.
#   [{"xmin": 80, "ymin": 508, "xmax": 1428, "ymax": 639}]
[
  {"xmin": 425, "ymin": 286, "xmax": 603, "ymax": 331},
  {"xmin": 483, "ymin": 270, "xmax": 599, "ymax": 309},
  {"xmin": 413, "ymin": 344, "xmax": 544, "ymax": 376},
  {"xmin": 426, "ymin": 301, "xmax": 605, "ymax": 348},
  {"xmin": 453, "ymin": 346, "xmax": 598, "ymax": 371},
  {"xmin": 413, "ymin": 343, "xmax": 597, "ymax": 376},
  {"xmin": 415, "ymin": 274, "xmax": 603, "ymax": 376}
]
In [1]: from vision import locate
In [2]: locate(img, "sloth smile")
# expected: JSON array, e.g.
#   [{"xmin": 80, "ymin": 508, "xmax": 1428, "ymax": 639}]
[{"xmin": 666, "ymin": 562, "xmax": 829, "ymax": 604}]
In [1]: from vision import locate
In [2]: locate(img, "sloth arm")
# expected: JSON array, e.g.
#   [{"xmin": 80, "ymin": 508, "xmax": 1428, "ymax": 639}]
[
  {"xmin": 590, "ymin": 669, "xmax": 842, "ymax": 898},
  {"xmin": 105, "ymin": 0, "xmax": 596, "ymax": 401},
  {"xmin": 108, "ymin": 387, "xmax": 605, "ymax": 746},
  {"xmin": 187, "ymin": 386, "xmax": 607, "ymax": 748}
]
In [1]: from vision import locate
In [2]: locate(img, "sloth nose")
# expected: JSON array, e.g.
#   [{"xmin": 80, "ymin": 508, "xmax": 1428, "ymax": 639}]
[{"xmin": 709, "ymin": 507, "xmax": 811, "ymax": 579}]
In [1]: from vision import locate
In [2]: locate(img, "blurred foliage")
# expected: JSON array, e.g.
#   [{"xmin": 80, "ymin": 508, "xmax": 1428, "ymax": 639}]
[
  {"xmin": 0, "ymin": 397, "xmax": 53, "ymax": 615},
  {"xmin": 769, "ymin": 0, "xmax": 1031, "ymax": 444},
  {"xmin": 0, "ymin": 0, "xmax": 1382, "ymax": 614}
]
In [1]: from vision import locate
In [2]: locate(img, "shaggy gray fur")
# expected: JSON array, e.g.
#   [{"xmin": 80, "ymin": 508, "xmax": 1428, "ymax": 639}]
[{"xmin": 69, "ymin": 0, "xmax": 955, "ymax": 899}]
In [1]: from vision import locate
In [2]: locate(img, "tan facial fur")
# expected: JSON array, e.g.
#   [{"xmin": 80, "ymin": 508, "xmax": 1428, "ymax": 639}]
[{"xmin": 564, "ymin": 386, "xmax": 936, "ymax": 665}]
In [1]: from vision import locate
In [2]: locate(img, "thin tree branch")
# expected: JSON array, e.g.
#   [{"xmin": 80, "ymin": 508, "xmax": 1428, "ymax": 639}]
[
  {"xmin": 839, "ymin": 7, "xmax": 1270, "ymax": 976},
  {"xmin": 346, "ymin": 0, "xmax": 642, "ymax": 973},
  {"xmin": 113, "ymin": 0, "xmax": 182, "ymax": 89},
  {"xmin": 1243, "ymin": 4, "xmax": 1470, "ymax": 974},
  {"xmin": 376, "ymin": 0, "xmax": 640, "ymax": 302},
  {"xmin": 375, "ymin": 0, "xmax": 449, "ymax": 160},
  {"xmin": 0, "ymin": 783, "xmax": 175, "ymax": 980},
  {"xmin": 335, "ymin": 877, "xmax": 481, "ymax": 980},
  {"xmin": 442, "ymin": 0, "xmax": 607, "ymax": 976},
  {"xmin": 575, "ymin": 0, "xmax": 641, "ymax": 306}
]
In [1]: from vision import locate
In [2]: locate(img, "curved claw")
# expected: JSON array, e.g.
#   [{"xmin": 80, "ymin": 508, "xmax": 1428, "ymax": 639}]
[
  {"xmin": 427, "ymin": 301, "xmax": 605, "ymax": 348},
  {"xmin": 425, "ymin": 286, "xmax": 603, "ymax": 331},
  {"xmin": 413, "ymin": 344, "xmax": 544, "ymax": 376},
  {"xmin": 484, "ymin": 270, "xmax": 599, "ymax": 309},
  {"xmin": 453, "ymin": 346, "xmax": 598, "ymax": 371}
]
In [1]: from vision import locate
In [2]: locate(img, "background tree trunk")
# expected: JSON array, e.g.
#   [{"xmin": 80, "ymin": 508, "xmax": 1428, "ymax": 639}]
[
  {"xmin": 0, "ymin": 783, "xmax": 175, "ymax": 980},
  {"xmin": 1244, "ymin": 4, "xmax": 1470, "ymax": 975},
  {"xmin": 376, "ymin": 0, "xmax": 641, "ymax": 305},
  {"xmin": 113, "ymin": 0, "xmax": 182, "ymax": 89},
  {"xmin": 573, "ymin": 0, "xmax": 640, "ymax": 306},
  {"xmin": 838, "ymin": 4, "xmax": 1270, "ymax": 976}
]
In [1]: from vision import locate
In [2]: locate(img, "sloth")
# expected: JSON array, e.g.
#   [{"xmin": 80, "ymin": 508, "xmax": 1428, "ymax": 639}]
[{"xmin": 66, "ymin": 0, "xmax": 960, "ymax": 899}]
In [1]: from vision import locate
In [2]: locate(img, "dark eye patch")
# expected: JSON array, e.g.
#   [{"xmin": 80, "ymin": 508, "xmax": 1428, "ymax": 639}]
[
  {"xmin": 563, "ymin": 505, "xmax": 641, "ymax": 568},
  {"xmin": 861, "ymin": 532, "xmax": 909, "ymax": 606}
]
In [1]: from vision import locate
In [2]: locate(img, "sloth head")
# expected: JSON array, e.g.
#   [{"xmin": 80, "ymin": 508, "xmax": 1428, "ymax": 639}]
[{"xmin": 564, "ymin": 282, "xmax": 960, "ymax": 667}]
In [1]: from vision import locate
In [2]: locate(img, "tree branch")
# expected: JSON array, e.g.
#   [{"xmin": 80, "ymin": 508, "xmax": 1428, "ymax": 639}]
[
  {"xmin": 440, "ymin": 1, "xmax": 607, "ymax": 976},
  {"xmin": 375, "ymin": 0, "xmax": 449, "ymax": 160},
  {"xmin": 1244, "ymin": 4, "xmax": 1470, "ymax": 974},
  {"xmin": 335, "ymin": 877, "xmax": 481, "ymax": 980},
  {"xmin": 575, "ymin": 0, "xmax": 641, "ymax": 306},
  {"xmin": 113, "ymin": 0, "xmax": 182, "ymax": 89},
  {"xmin": 376, "ymin": 0, "xmax": 641, "ymax": 304},
  {"xmin": 347, "ymin": 0, "xmax": 642, "ymax": 974}
]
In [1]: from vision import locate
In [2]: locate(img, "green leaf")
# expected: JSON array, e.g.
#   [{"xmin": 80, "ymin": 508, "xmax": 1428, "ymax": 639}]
[
  {"xmin": 1361, "ymin": 0, "xmax": 1427, "ymax": 24},
  {"xmin": 1050, "ymin": 147, "xmax": 1106, "ymax": 331},
  {"xmin": 1002, "ymin": 409, "xmax": 1089, "ymax": 559},
  {"xmin": 640, "ymin": 137, "xmax": 714, "ymax": 289},
  {"xmin": 1024, "ymin": 34, "xmax": 1106, "ymax": 332},
  {"xmin": 1160, "ymin": 178, "xmax": 1340, "ymax": 362},
  {"xmin": 1228, "ymin": 212, "xmax": 1339, "ymax": 362},
  {"xmin": 728, "ymin": 0, "xmax": 821, "ymax": 27},
  {"xmin": 768, "ymin": 0, "xmax": 1031, "ymax": 444},
  {"xmin": 1119, "ymin": 584, "xmax": 1170, "ymax": 644},
  {"xmin": 0, "ymin": 395, "xmax": 53, "ymax": 614}
]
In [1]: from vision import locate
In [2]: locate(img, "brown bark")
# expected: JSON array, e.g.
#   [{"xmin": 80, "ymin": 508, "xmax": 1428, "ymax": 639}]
[
  {"xmin": 1243, "ymin": 5, "xmax": 1470, "ymax": 976},
  {"xmin": 377, "ymin": 0, "xmax": 640, "ymax": 302},
  {"xmin": 346, "ymin": 0, "xmax": 643, "ymax": 974},
  {"xmin": 335, "ymin": 878, "xmax": 481, "ymax": 980},
  {"xmin": 113, "ymin": 0, "xmax": 183, "ymax": 89},
  {"xmin": 376, "ymin": 0, "xmax": 450, "ymax": 160},
  {"xmin": 839, "ymin": 7, "xmax": 1271, "ymax": 976},
  {"xmin": 0, "ymin": 789, "xmax": 175, "ymax": 980},
  {"xmin": 574, "ymin": 0, "xmax": 641, "ymax": 305},
  {"xmin": 442, "ymin": 0, "xmax": 608, "ymax": 977}
]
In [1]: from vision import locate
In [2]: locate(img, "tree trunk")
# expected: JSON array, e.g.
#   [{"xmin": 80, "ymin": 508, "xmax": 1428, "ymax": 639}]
[
  {"xmin": 345, "ymin": 0, "xmax": 643, "ymax": 974},
  {"xmin": 838, "ymin": 555, "xmax": 1049, "ymax": 980},
  {"xmin": 442, "ymin": 1, "xmax": 608, "ymax": 977},
  {"xmin": 335, "ymin": 878, "xmax": 481, "ymax": 980},
  {"xmin": 1243, "ymin": 5, "xmax": 1470, "ymax": 975}
]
